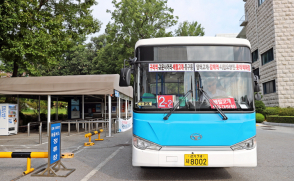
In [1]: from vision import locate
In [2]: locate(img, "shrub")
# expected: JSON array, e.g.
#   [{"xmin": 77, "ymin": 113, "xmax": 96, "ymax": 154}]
[
  {"xmin": 255, "ymin": 100, "xmax": 266, "ymax": 113},
  {"xmin": 263, "ymin": 107, "xmax": 280, "ymax": 117},
  {"xmin": 58, "ymin": 114, "xmax": 68, "ymax": 120},
  {"xmin": 267, "ymin": 116, "xmax": 294, "ymax": 124},
  {"xmin": 256, "ymin": 113, "xmax": 265, "ymax": 123},
  {"xmin": 278, "ymin": 107, "xmax": 294, "ymax": 116},
  {"xmin": 22, "ymin": 115, "xmax": 37, "ymax": 125}
]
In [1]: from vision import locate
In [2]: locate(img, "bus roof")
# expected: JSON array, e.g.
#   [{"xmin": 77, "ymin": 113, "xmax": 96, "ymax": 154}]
[{"xmin": 135, "ymin": 37, "xmax": 251, "ymax": 49}]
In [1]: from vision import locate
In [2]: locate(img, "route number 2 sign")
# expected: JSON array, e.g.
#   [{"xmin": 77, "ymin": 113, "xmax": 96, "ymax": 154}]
[{"xmin": 157, "ymin": 95, "xmax": 173, "ymax": 108}]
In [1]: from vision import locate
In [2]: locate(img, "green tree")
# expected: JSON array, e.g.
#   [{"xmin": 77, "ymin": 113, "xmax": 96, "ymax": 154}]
[
  {"xmin": 0, "ymin": 0, "xmax": 101, "ymax": 77},
  {"xmin": 174, "ymin": 21, "xmax": 205, "ymax": 36},
  {"xmin": 41, "ymin": 35, "xmax": 107, "ymax": 76},
  {"xmin": 92, "ymin": 0, "xmax": 178, "ymax": 74}
]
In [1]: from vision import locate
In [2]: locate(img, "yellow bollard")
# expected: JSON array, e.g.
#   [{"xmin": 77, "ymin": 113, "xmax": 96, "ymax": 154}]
[
  {"xmin": 84, "ymin": 133, "xmax": 95, "ymax": 146},
  {"xmin": 95, "ymin": 129, "xmax": 104, "ymax": 141},
  {"xmin": 23, "ymin": 158, "xmax": 34, "ymax": 175},
  {"xmin": 61, "ymin": 153, "xmax": 74, "ymax": 158},
  {"xmin": 0, "ymin": 152, "xmax": 48, "ymax": 175}
]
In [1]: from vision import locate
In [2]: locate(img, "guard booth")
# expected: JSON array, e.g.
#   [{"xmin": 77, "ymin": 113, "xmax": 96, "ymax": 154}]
[{"xmin": 0, "ymin": 74, "xmax": 133, "ymax": 137}]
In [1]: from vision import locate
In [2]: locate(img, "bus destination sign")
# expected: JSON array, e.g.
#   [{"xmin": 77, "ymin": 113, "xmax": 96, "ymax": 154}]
[
  {"xmin": 195, "ymin": 63, "xmax": 251, "ymax": 72},
  {"xmin": 149, "ymin": 63, "xmax": 194, "ymax": 72},
  {"xmin": 157, "ymin": 95, "xmax": 173, "ymax": 108}
]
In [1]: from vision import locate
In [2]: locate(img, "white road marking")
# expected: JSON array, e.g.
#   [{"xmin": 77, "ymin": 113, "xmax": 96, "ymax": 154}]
[
  {"xmin": 0, "ymin": 145, "xmax": 27, "ymax": 147},
  {"xmin": 0, "ymin": 138, "xmax": 39, "ymax": 140},
  {"xmin": 125, "ymin": 140, "xmax": 129, "ymax": 143},
  {"xmin": 74, "ymin": 146, "xmax": 86, "ymax": 155},
  {"xmin": 74, "ymin": 149, "xmax": 84, "ymax": 155},
  {"xmin": 81, "ymin": 146, "xmax": 124, "ymax": 181}
]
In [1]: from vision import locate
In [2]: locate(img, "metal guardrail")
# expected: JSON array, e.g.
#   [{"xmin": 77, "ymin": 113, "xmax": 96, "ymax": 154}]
[
  {"xmin": 27, "ymin": 118, "xmax": 120, "ymax": 143},
  {"xmin": 61, "ymin": 120, "xmax": 109, "ymax": 136},
  {"xmin": 27, "ymin": 122, "xmax": 46, "ymax": 137}
]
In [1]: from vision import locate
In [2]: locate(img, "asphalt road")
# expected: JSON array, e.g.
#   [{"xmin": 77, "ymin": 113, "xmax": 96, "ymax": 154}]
[{"xmin": 1, "ymin": 124, "xmax": 294, "ymax": 181}]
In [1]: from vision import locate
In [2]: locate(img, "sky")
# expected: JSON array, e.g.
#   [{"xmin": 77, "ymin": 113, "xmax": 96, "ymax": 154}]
[{"xmin": 87, "ymin": 0, "xmax": 246, "ymax": 42}]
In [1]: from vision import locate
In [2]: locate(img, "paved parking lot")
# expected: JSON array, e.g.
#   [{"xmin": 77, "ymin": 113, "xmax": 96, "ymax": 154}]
[{"xmin": 0, "ymin": 124, "xmax": 294, "ymax": 181}]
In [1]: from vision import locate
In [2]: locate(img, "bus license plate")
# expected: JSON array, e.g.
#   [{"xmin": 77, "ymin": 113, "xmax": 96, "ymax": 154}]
[{"xmin": 184, "ymin": 154, "xmax": 208, "ymax": 166}]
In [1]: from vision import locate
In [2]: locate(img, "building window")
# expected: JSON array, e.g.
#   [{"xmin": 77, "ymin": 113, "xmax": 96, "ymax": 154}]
[
  {"xmin": 258, "ymin": 0, "xmax": 265, "ymax": 6},
  {"xmin": 261, "ymin": 48, "xmax": 274, "ymax": 65},
  {"xmin": 253, "ymin": 68, "xmax": 260, "ymax": 79},
  {"xmin": 252, "ymin": 49, "xmax": 258, "ymax": 62},
  {"xmin": 263, "ymin": 80, "xmax": 276, "ymax": 94}
]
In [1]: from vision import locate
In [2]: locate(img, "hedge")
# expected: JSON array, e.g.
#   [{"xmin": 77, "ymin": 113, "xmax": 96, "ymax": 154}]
[
  {"xmin": 256, "ymin": 113, "xmax": 265, "ymax": 123},
  {"xmin": 267, "ymin": 116, "xmax": 294, "ymax": 124},
  {"xmin": 277, "ymin": 107, "xmax": 294, "ymax": 116},
  {"xmin": 263, "ymin": 107, "xmax": 280, "ymax": 117}
]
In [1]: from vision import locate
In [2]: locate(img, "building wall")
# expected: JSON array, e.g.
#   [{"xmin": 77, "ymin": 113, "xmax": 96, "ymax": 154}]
[
  {"xmin": 245, "ymin": 0, "xmax": 279, "ymax": 106},
  {"xmin": 273, "ymin": 0, "xmax": 294, "ymax": 107}
]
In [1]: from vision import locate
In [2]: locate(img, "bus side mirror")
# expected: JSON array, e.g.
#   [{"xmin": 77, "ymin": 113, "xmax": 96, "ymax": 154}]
[{"xmin": 119, "ymin": 68, "xmax": 131, "ymax": 87}]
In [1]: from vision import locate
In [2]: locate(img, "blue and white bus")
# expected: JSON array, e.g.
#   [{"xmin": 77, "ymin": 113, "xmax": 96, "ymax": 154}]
[{"xmin": 120, "ymin": 37, "xmax": 257, "ymax": 167}]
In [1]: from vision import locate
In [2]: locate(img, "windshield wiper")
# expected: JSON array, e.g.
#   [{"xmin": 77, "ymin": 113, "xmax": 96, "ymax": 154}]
[
  {"xmin": 163, "ymin": 90, "xmax": 192, "ymax": 120},
  {"xmin": 199, "ymin": 87, "xmax": 228, "ymax": 120}
]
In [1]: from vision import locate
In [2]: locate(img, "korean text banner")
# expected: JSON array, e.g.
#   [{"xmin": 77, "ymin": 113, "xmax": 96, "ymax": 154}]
[
  {"xmin": 149, "ymin": 63, "xmax": 194, "ymax": 72},
  {"xmin": 50, "ymin": 123, "xmax": 61, "ymax": 165},
  {"xmin": 195, "ymin": 63, "xmax": 251, "ymax": 72}
]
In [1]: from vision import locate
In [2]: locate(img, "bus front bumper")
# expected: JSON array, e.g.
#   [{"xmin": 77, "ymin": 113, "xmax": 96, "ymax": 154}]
[{"xmin": 132, "ymin": 145, "xmax": 257, "ymax": 167}]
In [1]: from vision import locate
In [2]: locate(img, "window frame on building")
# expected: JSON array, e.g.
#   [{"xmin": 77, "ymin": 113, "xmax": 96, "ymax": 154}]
[
  {"xmin": 253, "ymin": 68, "xmax": 260, "ymax": 79},
  {"xmin": 252, "ymin": 49, "xmax": 258, "ymax": 63},
  {"xmin": 258, "ymin": 0, "xmax": 266, "ymax": 6},
  {"xmin": 261, "ymin": 48, "xmax": 274, "ymax": 65},
  {"xmin": 263, "ymin": 80, "xmax": 276, "ymax": 95}
]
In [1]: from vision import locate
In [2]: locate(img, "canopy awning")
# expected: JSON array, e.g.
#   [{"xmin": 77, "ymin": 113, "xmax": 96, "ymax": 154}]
[{"xmin": 0, "ymin": 74, "xmax": 133, "ymax": 98}]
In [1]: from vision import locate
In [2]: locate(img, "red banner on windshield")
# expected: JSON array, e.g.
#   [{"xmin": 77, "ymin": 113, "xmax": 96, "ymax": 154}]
[{"xmin": 210, "ymin": 98, "xmax": 237, "ymax": 109}]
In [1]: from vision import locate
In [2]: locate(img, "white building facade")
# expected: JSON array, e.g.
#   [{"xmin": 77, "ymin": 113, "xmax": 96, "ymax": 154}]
[{"xmin": 237, "ymin": 0, "xmax": 294, "ymax": 107}]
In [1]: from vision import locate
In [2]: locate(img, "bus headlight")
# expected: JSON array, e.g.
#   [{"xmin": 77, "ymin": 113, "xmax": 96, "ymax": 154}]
[
  {"xmin": 133, "ymin": 135, "xmax": 161, "ymax": 151},
  {"xmin": 231, "ymin": 137, "xmax": 256, "ymax": 151}
]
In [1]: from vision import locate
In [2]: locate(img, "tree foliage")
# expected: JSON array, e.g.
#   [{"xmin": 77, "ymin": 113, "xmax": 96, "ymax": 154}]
[
  {"xmin": 1, "ymin": 0, "xmax": 206, "ymax": 77},
  {"xmin": 0, "ymin": 0, "xmax": 101, "ymax": 77},
  {"xmin": 91, "ymin": 0, "xmax": 178, "ymax": 75},
  {"xmin": 174, "ymin": 21, "xmax": 205, "ymax": 36}
]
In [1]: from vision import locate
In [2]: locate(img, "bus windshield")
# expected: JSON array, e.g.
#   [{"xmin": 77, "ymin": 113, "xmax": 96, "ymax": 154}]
[{"xmin": 134, "ymin": 63, "xmax": 254, "ymax": 112}]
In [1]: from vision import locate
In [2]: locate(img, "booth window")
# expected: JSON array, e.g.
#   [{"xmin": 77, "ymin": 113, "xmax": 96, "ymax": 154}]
[
  {"xmin": 261, "ymin": 48, "xmax": 274, "ymax": 65},
  {"xmin": 263, "ymin": 80, "xmax": 276, "ymax": 94},
  {"xmin": 252, "ymin": 49, "xmax": 258, "ymax": 63}
]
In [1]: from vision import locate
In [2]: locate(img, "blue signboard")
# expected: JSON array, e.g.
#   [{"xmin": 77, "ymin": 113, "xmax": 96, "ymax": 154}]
[
  {"xmin": 115, "ymin": 90, "xmax": 120, "ymax": 97},
  {"xmin": 50, "ymin": 123, "xmax": 61, "ymax": 165}
]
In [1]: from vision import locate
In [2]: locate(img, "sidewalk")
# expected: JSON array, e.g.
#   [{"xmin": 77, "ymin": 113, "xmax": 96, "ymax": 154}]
[
  {"xmin": 262, "ymin": 121, "xmax": 294, "ymax": 127},
  {"xmin": 0, "ymin": 126, "xmax": 131, "ymax": 181}
]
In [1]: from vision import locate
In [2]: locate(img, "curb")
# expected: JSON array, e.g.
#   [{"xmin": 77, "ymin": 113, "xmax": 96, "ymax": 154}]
[{"xmin": 263, "ymin": 121, "xmax": 294, "ymax": 127}]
